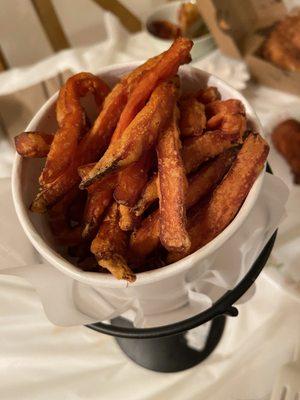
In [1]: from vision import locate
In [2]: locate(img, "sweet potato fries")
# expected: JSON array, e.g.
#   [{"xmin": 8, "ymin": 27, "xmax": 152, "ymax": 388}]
[{"xmin": 15, "ymin": 38, "xmax": 269, "ymax": 282}]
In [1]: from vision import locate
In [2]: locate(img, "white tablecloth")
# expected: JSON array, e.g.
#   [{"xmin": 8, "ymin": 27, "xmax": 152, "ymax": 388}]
[{"xmin": 1, "ymin": 2, "xmax": 300, "ymax": 399}]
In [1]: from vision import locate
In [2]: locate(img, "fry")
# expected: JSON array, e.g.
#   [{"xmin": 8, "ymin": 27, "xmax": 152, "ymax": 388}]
[
  {"xmin": 179, "ymin": 97, "xmax": 206, "ymax": 137},
  {"xmin": 130, "ymin": 149, "xmax": 236, "ymax": 258},
  {"xmin": 32, "ymin": 53, "xmax": 166, "ymax": 211},
  {"xmin": 80, "ymin": 79, "xmax": 179, "ymax": 187},
  {"xmin": 111, "ymin": 37, "xmax": 192, "ymax": 142},
  {"xmin": 91, "ymin": 203, "xmax": 135, "ymax": 282},
  {"xmin": 206, "ymin": 113, "xmax": 246, "ymax": 137},
  {"xmin": 133, "ymin": 174, "xmax": 158, "ymax": 217},
  {"xmin": 168, "ymin": 132, "xmax": 269, "ymax": 263},
  {"xmin": 182, "ymin": 130, "xmax": 240, "ymax": 173},
  {"xmin": 196, "ymin": 86, "xmax": 220, "ymax": 104},
  {"xmin": 14, "ymin": 132, "xmax": 53, "ymax": 158},
  {"xmin": 157, "ymin": 107, "xmax": 190, "ymax": 252},
  {"xmin": 82, "ymin": 187, "xmax": 113, "ymax": 239},
  {"xmin": 40, "ymin": 73, "xmax": 110, "ymax": 186},
  {"xmin": 118, "ymin": 204, "xmax": 139, "ymax": 231},
  {"xmin": 205, "ymin": 99, "xmax": 245, "ymax": 118},
  {"xmin": 133, "ymin": 130, "xmax": 240, "ymax": 216},
  {"xmin": 114, "ymin": 153, "xmax": 152, "ymax": 206},
  {"xmin": 130, "ymin": 210, "xmax": 160, "ymax": 259}
]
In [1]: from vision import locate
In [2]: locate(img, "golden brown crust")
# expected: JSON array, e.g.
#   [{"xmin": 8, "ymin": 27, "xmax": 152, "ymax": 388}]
[
  {"xmin": 182, "ymin": 130, "xmax": 240, "ymax": 173},
  {"xmin": 157, "ymin": 107, "xmax": 190, "ymax": 252},
  {"xmin": 272, "ymin": 118, "xmax": 300, "ymax": 183},
  {"xmin": 14, "ymin": 132, "xmax": 54, "ymax": 158},
  {"xmin": 118, "ymin": 204, "xmax": 139, "ymax": 231},
  {"xmin": 205, "ymin": 99, "xmax": 245, "ymax": 118},
  {"xmin": 32, "ymin": 53, "xmax": 166, "ymax": 210},
  {"xmin": 130, "ymin": 149, "xmax": 236, "ymax": 259},
  {"xmin": 168, "ymin": 133, "xmax": 269, "ymax": 263},
  {"xmin": 91, "ymin": 203, "xmax": 135, "ymax": 282},
  {"xmin": 196, "ymin": 87, "xmax": 221, "ymax": 104},
  {"xmin": 40, "ymin": 73, "xmax": 110, "ymax": 186},
  {"xmin": 133, "ymin": 174, "xmax": 158, "ymax": 217},
  {"xmin": 179, "ymin": 97, "xmax": 206, "ymax": 137},
  {"xmin": 114, "ymin": 153, "xmax": 152, "ymax": 207},
  {"xmin": 263, "ymin": 12, "xmax": 300, "ymax": 72},
  {"xmin": 80, "ymin": 79, "xmax": 178, "ymax": 187}
]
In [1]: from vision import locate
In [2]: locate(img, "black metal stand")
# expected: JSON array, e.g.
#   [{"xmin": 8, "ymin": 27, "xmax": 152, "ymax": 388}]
[
  {"xmin": 112, "ymin": 315, "xmax": 226, "ymax": 372},
  {"xmin": 87, "ymin": 231, "xmax": 276, "ymax": 372}
]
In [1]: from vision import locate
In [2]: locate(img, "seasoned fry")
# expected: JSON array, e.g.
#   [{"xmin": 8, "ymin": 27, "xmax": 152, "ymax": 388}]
[
  {"xmin": 118, "ymin": 204, "xmax": 139, "ymax": 231},
  {"xmin": 14, "ymin": 131, "xmax": 53, "ymax": 158},
  {"xmin": 80, "ymin": 79, "xmax": 179, "ymax": 187},
  {"xmin": 130, "ymin": 210, "xmax": 160, "ymax": 259},
  {"xmin": 182, "ymin": 130, "xmax": 240, "ymax": 173},
  {"xmin": 168, "ymin": 133, "xmax": 269, "ymax": 262},
  {"xmin": 111, "ymin": 37, "xmax": 192, "ymax": 142},
  {"xmin": 196, "ymin": 86, "xmax": 220, "ymax": 104},
  {"xmin": 82, "ymin": 187, "xmax": 113, "ymax": 239},
  {"xmin": 205, "ymin": 99, "xmax": 245, "ymax": 118},
  {"xmin": 157, "ymin": 107, "xmax": 190, "ymax": 252},
  {"xmin": 130, "ymin": 149, "xmax": 236, "ymax": 258},
  {"xmin": 40, "ymin": 73, "xmax": 110, "ymax": 186},
  {"xmin": 32, "ymin": 54, "xmax": 167, "ymax": 211},
  {"xmin": 179, "ymin": 97, "xmax": 206, "ymax": 137},
  {"xmin": 114, "ymin": 153, "xmax": 152, "ymax": 206},
  {"xmin": 206, "ymin": 113, "xmax": 246, "ymax": 137},
  {"xmin": 91, "ymin": 203, "xmax": 136, "ymax": 282},
  {"xmin": 133, "ymin": 175, "xmax": 158, "ymax": 217}
]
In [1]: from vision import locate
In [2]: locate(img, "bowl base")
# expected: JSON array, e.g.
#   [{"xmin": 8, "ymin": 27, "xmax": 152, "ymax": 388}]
[{"xmin": 112, "ymin": 315, "xmax": 226, "ymax": 373}]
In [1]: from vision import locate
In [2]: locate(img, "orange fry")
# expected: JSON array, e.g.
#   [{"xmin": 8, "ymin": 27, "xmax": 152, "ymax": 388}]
[
  {"xmin": 40, "ymin": 73, "xmax": 110, "ymax": 186},
  {"xmin": 111, "ymin": 37, "xmax": 193, "ymax": 142},
  {"xmin": 168, "ymin": 132, "xmax": 269, "ymax": 262},
  {"xmin": 133, "ymin": 174, "xmax": 158, "ymax": 217},
  {"xmin": 130, "ymin": 210, "xmax": 160, "ymax": 260},
  {"xmin": 82, "ymin": 187, "xmax": 113, "ymax": 239},
  {"xmin": 179, "ymin": 97, "xmax": 206, "ymax": 137},
  {"xmin": 206, "ymin": 113, "xmax": 246, "ymax": 137},
  {"xmin": 114, "ymin": 153, "xmax": 152, "ymax": 206},
  {"xmin": 91, "ymin": 203, "xmax": 135, "ymax": 282},
  {"xmin": 31, "ymin": 54, "xmax": 166, "ymax": 211},
  {"xmin": 80, "ymin": 79, "xmax": 179, "ymax": 188},
  {"xmin": 118, "ymin": 204, "xmax": 139, "ymax": 231},
  {"xmin": 182, "ymin": 130, "xmax": 240, "ymax": 173},
  {"xmin": 130, "ymin": 149, "xmax": 236, "ymax": 259},
  {"xmin": 14, "ymin": 131, "xmax": 53, "ymax": 158},
  {"xmin": 157, "ymin": 107, "xmax": 190, "ymax": 252},
  {"xmin": 206, "ymin": 99, "xmax": 245, "ymax": 118},
  {"xmin": 196, "ymin": 86, "xmax": 220, "ymax": 104}
]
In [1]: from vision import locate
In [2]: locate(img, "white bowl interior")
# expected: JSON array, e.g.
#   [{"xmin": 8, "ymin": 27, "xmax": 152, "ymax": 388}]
[{"xmin": 12, "ymin": 63, "xmax": 264, "ymax": 288}]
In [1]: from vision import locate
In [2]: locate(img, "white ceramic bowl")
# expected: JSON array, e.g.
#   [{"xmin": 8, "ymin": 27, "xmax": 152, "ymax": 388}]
[
  {"xmin": 12, "ymin": 62, "xmax": 264, "ymax": 290},
  {"xmin": 145, "ymin": 1, "xmax": 215, "ymax": 60}
]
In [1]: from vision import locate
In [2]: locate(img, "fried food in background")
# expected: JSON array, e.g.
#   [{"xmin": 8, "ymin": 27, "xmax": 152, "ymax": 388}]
[
  {"xmin": 148, "ymin": 20, "xmax": 181, "ymax": 40},
  {"xmin": 15, "ymin": 38, "xmax": 269, "ymax": 282},
  {"xmin": 148, "ymin": 2, "xmax": 208, "ymax": 40},
  {"xmin": 272, "ymin": 119, "xmax": 300, "ymax": 183},
  {"xmin": 263, "ymin": 11, "xmax": 300, "ymax": 72}
]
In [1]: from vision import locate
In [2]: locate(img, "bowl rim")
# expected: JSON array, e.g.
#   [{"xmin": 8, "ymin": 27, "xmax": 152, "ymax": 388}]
[
  {"xmin": 144, "ymin": 0, "xmax": 212, "ymax": 44},
  {"xmin": 12, "ymin": 61, "xmax": 265, "ymax": 288}
]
